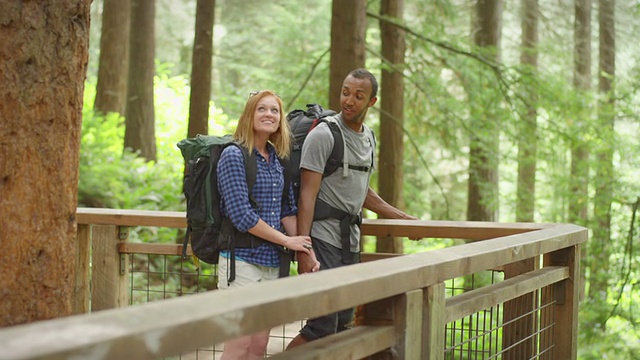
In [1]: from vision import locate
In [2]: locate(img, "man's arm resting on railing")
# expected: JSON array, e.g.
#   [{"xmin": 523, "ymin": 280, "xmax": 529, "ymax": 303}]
[{"xmin": 363, "ymin": 187, "xmax": 422, "ymax": 240}]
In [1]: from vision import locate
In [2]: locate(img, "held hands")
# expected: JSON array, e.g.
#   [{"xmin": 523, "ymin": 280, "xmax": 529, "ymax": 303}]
[
  {"xmin": 297, "ymin": 251, "xmax": 320, "ymax": 274},
  {"xmin": 284, "ymin": 235, "xmax": 313, "ymax": 254},
  {"xmin": 284, "ymin": 235, "xmax": 320, "ymax": 273}
]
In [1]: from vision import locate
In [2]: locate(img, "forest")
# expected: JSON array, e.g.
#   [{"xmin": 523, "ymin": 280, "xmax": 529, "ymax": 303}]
[{"xmin": 1, "ymin": 0, "xmax": 638, "ymax": 358}]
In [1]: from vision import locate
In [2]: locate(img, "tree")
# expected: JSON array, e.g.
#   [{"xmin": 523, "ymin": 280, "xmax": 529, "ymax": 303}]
[
  {"xmin": 187, "ymin": 0, "xmax": 215, "ymax": 138},
  {"xmin": 124, "ymin": 0, "xmax": 157, "ymax": 161},
  {"xmin": 94, "ymin": 0, "xmax": 130, "ymax": 116},
  {"xmin": 516, "ymin": 0, "xmax": 539, "ymax": 223},
  {"xmin": 506, "ymin": 5, "xmax": 540, "ymax": 354},
  {"xmin": 0, "ymin": 0, "xmax": 91, "ymax": 326},
  {"xmin": 589, "ymin": 0, "xmax": 615, "ymax": 327},
  {"xmin": 466, "ymin": 0, "xmax": 503, "ymax": 222},
  {"xmin": 376, "ymin": 0, "xmax": 406, "ymax": 254},
  {"xmin": 570, "ymin": 0, "xmax": 592, "ymax": 303},
  {"xmin": 569, "ymin": 0, "xmax": 591, "ymax": 226},
  {"xmin": 328, "ymin": 0, "xmax": 367, "ymax": 111}
]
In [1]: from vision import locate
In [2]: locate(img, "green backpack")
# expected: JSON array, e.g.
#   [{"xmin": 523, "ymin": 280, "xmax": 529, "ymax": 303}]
[{"xmin": 177, "ymin": 135, "xmax": 256, "ymax": 267}]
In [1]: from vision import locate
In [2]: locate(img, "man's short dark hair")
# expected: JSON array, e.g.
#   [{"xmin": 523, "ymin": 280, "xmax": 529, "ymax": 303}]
[{"xmin": 348, "ymin": 68, "xmax": 378, "ymax": 100}]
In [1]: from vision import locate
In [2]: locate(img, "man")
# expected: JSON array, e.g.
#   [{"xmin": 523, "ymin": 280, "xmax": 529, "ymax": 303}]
[{"xmin": 287, "ymin": 68, "xmax": 418, "ymax": 348}]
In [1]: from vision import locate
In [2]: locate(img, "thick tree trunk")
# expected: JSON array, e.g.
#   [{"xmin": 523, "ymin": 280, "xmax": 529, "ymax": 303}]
[
  {"xmin": 124, "ymin": 0, "xmax": 156, "ymax": 161},
  {"xmin": 376, "ymin": 0, "xmax": 406, "ymax": 254},
  {"xmin": 0, "ymin": 0, "xmax": 90, "ymax": 327},
  {"xmin": 466, "ymin": 0, "xmax": 502, "ymax": 222},
  {"xmin": 516, "ymin": 0, "xmax": 539, "ymax": 222},
  {"xmin": 94, "ymin": 0, "xmax": 130, "ymax": 115},
  {"xmin": 590, "ymin": 0, "xmax": 615, "ymax": 321},
  {"xmin": 187, "ymin": 0, "xmax": 215, "ymax": 138},
  {"xmin": 328, "ymin": 0, "xmax": 366, "ymax": 111}
]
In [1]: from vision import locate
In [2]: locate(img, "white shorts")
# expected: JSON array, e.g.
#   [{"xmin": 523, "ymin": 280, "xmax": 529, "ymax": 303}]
[{"xmin": 217, "ymin": 254, "xmax": 279, "ymax": 289}]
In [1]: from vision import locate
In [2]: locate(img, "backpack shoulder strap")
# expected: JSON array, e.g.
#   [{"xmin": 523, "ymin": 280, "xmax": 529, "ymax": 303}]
[
  {"xmin": 279, "ymin": 155, "xmax": 292, "ymax": 208},
  {"xmin": 321, "ymin": 118, "xmax": 344, "ymax": 177},
  {"xmin": 230, "ymin": 142, "xmax": 258, "ymax": 203},
  {"xmin": 363, "ymin": 123, "xmax": 376, "ymax": 170}
]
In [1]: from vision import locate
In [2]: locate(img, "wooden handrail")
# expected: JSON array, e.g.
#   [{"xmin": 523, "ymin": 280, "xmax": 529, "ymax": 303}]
[{"xmin": 76, "ymin": 207, "xmax": 552, "ymax": 240}]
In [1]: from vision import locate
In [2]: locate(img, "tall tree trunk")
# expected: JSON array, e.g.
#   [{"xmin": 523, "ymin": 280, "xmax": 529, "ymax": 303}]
[
  {"xmin": 328, "ymin": 0, "xmax": 366, "ymax": 111},
  {"xmin": 516, "ymin": 0, "xmax": 538, "ymax": 223},
  {"xmin": 376, "ymin": 0, "xmax": 406, "ymax": 254},
  {"xmin": 0, "ymin": 0, "xmax": 90, "ymax": 327},
  {"xmin": 124, "ymin": 0, "xmax": 156, "ymax": 161},
  {"xmin": 94, "ymin": 0, "xmax": 130, "ymax": 116},
  {"xmin": 589, "ymin": 0, "xmax": 615, "ymax": 326},
  {"xmin": 188, "ymin": 0, "xmax": 215, "ymax": 138},
  {"xmin": 467, "ymin": 0, "xmax": 502, "ymax": 222},
  {"xmin": 569, "ymin": 0, "xmax": 591, "ymax": 226},
  {"xmin": 507, "ymin": 5, "xmax": 540, "ymax": 354},
  {"xmin": 571, "ymin": 0, "xmax": 592, "ymax": 304}
]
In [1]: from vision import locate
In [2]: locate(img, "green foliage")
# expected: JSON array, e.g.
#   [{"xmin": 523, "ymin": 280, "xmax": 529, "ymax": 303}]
[
  {"xmin": 214, "ymin": 0, "xmax": 333, "ymax": 116},
  {"xmin": 79, "ymin": 81, "xmax": 183, "ymax": 212},
  {"xmin": 79, "ymin": 66, "xmax": 233, "ymax": 244}
]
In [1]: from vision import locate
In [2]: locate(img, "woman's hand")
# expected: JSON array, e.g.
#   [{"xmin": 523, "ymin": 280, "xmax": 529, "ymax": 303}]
[{"xmin": 284, "ymin": 235, "xmax": 313, "ymax": 254}]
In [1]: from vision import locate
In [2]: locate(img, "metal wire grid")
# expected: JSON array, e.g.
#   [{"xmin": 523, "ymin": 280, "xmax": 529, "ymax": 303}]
[
  {"xmin": 127, "ymin": 253, "xmax": 303, "ymax": 359},
  {"xmin": 444, "ymin": 273, "xmax": 558, "ymax": 360},
  {"xmin": 128, "ymin": 253, "xmax": 218, "ymax": 304}
]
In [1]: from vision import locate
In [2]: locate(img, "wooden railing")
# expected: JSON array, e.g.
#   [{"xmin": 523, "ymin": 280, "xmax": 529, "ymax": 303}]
[{"xmin": 0, "ymin": 208, "xmax": 587, "ymax": 360}]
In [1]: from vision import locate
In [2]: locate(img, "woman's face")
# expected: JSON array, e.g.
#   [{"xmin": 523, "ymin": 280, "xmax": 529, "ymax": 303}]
[{"xmin": 253, "ymin": 95, "xmax": 281, "ymax": 136}]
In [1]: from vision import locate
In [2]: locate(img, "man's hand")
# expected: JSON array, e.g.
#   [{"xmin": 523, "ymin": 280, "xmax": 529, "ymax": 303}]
[
  {"xmin": 399, "ymin": 213, "xmax": 422, "ymax": 241},
  {"xmin": 297, "ymin": 251, "xmax": 320, "ymax": 274}
]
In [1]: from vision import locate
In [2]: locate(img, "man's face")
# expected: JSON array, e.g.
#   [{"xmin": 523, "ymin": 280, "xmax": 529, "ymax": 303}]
[{"xmin": 340, "ymin": 75, "xmax": 377, "ymax": 123}]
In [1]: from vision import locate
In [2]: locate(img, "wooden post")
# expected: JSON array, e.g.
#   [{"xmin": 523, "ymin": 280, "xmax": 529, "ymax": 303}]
[
  {"xmin": 73, "ymin": 224, "xmax": 91, "ymax": 314},
  {"xmin": 502, "ymin": 257, "xmax": 538, "ymax": 359},
  {"xmin": 91, "ymin": 225, "xmax": 130, "ymax": 311},
  {"xmin": 423, "ymin": 282, "xmax": 445, "ymax": 360},
  {"xmin": 397, "ymin": 290, "xmax": 423, "ymax": 359},
  {"xmin": 361, "ymin": 289, "xmax": 423, "ymax": 360},
  {"xmin": 542, "ymin": 245, "xmax": 579, "ymax": 360}
]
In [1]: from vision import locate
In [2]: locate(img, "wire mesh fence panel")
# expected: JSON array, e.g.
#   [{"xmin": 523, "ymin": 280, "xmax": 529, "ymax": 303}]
[
  {"xmin": 124, "ymin": 254, "xmax": 558, "ymax": 359},
  {"xmin": 127, "ymin": 253, "xmax": 306, "ymax": 358},
  {"xmin": 443, "ymin": 271, "xmax": 558, "ymax": 360}
]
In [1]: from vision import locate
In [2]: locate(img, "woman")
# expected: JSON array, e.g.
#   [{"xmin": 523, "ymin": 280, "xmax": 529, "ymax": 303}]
[{"xmin": 216, "ymin": 90, "xmax": 312, "ymax": 360}]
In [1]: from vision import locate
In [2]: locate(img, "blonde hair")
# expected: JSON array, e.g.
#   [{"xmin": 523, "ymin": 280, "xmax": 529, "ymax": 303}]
[{"xmin": 234, "ymin": 90, "xmax": 291, "ymax": 158}]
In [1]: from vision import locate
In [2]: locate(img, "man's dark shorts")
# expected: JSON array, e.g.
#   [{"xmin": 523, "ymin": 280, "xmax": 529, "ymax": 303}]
[{"xmin": 299, "ymin": 238, "xmax": 360, "ymax": 341}]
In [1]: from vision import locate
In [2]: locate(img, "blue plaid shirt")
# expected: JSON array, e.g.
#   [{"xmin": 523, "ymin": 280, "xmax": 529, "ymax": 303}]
[{"xmin": 217, "ymin": 144, "xmax": 296, "ymax": 267}]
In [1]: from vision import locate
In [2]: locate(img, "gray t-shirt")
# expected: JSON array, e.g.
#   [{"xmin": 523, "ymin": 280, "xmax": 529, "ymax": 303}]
[{"xmin": 299, "ymin": 114, "xmax": 375, "ymax": 251}]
